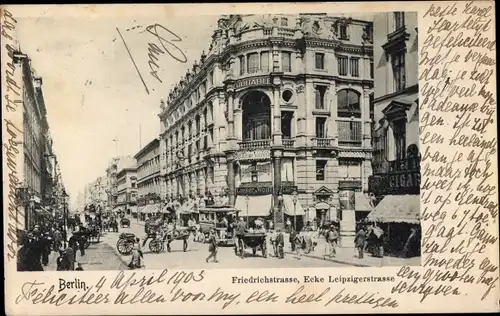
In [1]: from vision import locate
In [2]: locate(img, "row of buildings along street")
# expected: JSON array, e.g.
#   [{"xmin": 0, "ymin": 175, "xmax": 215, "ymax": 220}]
[{"xmin": 16, "ymin": 12, "xmax": 421, "ymax": 271}]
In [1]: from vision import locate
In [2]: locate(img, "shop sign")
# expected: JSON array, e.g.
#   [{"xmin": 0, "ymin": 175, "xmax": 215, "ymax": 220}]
[
  {"xmin": 235, "ymin": 149, "xmax": 271, "ymax": 161},
  {"xmin": 236, "ymin": 184, "xmax": 298, "ymax": 196},
  {"xmin": 235, "ymin": 76, "xmax": 271, "ymax": 89},
  {"xmin": 369, "ymin": 170, "xmax": 421, "ymax": 195}
]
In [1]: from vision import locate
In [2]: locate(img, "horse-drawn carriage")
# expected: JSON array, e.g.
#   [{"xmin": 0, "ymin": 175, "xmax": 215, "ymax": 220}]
[
  {"xmin": 236, "ymin": 232, "xmax": 267, "ymax": 258},
  {"xmin": 149, "ymin": 226, "xmax": 192, "ymax": 253},
  {"xmin": 120, "ymin": 217, "xmax": 130, "ymax": 228}
]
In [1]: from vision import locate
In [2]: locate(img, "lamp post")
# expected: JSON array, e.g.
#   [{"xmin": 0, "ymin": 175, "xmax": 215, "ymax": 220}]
[
  {"xmin": 292, "ymin": 190, "xmax": 298, "ymax": 231},
  {"xmin": 245, "ymin": 195, "xmax": 250, "ymax": 224},
  {"xmin": 62, "ymin": 189, "xmax": 69, "ymax": 248}
]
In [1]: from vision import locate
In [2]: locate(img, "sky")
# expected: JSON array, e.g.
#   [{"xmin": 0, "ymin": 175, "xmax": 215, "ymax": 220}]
[{"xmin": 12, "ymin": 6, "xmax": 373, "ymax": 207}]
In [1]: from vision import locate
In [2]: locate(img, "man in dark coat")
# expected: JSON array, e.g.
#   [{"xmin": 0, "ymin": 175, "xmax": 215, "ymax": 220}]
[
  {"xmin": 276, "ymin": 228, "xmax": 285, "ymax": 259},
  {"xmin": 354, "ymin": 227, "xmax": 367, "ymax": 259}
]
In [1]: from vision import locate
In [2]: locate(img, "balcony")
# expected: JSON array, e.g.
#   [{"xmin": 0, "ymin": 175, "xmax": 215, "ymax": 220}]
[
  {"xmin": 238, "ymin": 139, "xmax": 271, "ymax": 150},
  {"xmin": 312, "ymin": 138, "xmax": 336, "ymax": 148},
  {"xmin": 282, "ymin": 139, "xmax": 295, "ymax": 148}
]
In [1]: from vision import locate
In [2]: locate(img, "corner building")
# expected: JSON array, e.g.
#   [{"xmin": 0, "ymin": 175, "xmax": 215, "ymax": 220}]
[{"xmin": 159, "ymin": 14, "xmax": 374, "ymax": 243}]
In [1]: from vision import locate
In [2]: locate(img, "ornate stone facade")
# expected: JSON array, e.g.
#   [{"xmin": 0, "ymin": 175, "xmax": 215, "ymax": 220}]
[{"xmin": 159, "ymin": 14, "xmax": 374, "ymax": 232}]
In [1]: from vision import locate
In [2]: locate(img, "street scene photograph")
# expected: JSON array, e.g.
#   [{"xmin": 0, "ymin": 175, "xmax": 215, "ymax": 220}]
[{"xmin": 12, "ymin": 12, "xmax": 421, "ymax": 272}]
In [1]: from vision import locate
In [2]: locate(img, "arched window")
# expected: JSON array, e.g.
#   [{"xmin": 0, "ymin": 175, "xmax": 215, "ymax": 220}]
[{"xmin": 337, "ymin": 89, "xmax": 361, "ymax": 118}]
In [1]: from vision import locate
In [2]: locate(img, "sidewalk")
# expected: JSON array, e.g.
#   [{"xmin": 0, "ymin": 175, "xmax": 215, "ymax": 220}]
[{"xmin": 283, "ymin": 233, "xmax": 421, "ymax": 267}]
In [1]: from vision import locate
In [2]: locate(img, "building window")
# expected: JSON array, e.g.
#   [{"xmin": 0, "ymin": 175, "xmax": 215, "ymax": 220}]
[
  {"xmin": 203, "ymin": 108, "xmax": 208, "ymax": 127},
  {"xmin": 208, "ymin": 71, "xmax": 214, "ymax": 87},
  {"xmin": 281, "ymin": 111, "xmax": 293, "ymax": 139},
  {"xmin": 338, "ymin": 121, "xmax": 362, "ymax": 147},
  {"xmin": 315, "ymin": 85, "xmax": 328, "ymax": 110},
  {"xmin": 350, "ymin": 58, "xmax": 359, "ymax": 77},
  {"xmin": 239, "ymin": 55, "xmax": 245, "ymax": 75},
  {"xmin": 251, "ymin": 162, "xmax": 258, "ymax": 182},
  {"xmin": 195, "ymin": 115, "xmax": 200, "ymax": 135},
  {"xmin": 203, "ymin": 135, "xmax": 208, "ymax": 150},
  {"xmin": 337, "ymin": 89, "xmax": 361, "ymax": 118},
  {"xmin": 315, "ymin": 117, "xmax": 327, "ymax": 138},
  {"xmin": 281, "ymin": 17, "xmax": 288, "ymax": 27},
  {"xmin": 370, "ymin": 60, "xmax": 374, "ymax": 78},
  {"xmin": 260, "ymin": 51, "xmax": 269, "ymax": 72},
  {"xmin": 281, "ymin": 52, "xmax": 291, "ymax": 72},
  {"xmin": 392, "ymin": 51, "xmax": 406, "ymax": 92},
  {"xmin": 338, "ymin": 56, "xmax": 348, "ymax": 76},
  {"xmin": 339, "ymin": 24, "xmax": 348, "ymax": 40},
  {"xmin": 188, "ymin": 121, "xmax": 192, "ymax": 139},
  {"xmin": 315, "ymin": 53, "xmax": 325, "ymax": 70},
  {"xmin": 248, "ymin": 53, "xmax": 259, "ymax": 73},
  {"xmin": 316, "ymin": 160, "xmax": 327, "ymax": 181},
  {"xmin": 181, "ymin": 126, "xmax": 185, "ymax": 143},
  {"xmin": 394, "ymin": 12, "xmax": 405, "ymax": 30},
  {"xmin": 393, "ymin": 118, "xmax": 407, "ymax": 160}
]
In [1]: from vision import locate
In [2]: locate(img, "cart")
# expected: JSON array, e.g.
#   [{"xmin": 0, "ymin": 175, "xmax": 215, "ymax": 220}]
[
  {"xmin": 116, "ymin": 232, "xmax": 136, "ymax": 255},
  {"xmin": 120, "ymin": 217, "xmax": 130, "ymax": 228},
  {"xmin": 237, "ymin": 232, "xmax": 267, "ymax": 258}
]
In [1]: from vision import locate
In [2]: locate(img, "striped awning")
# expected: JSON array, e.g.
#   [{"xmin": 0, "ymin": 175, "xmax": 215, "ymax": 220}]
[
  {"xmin": 177, "ymin": 202, "xmax": 196, "ymax": 215},
  {"xmin": 367, "ymin": 195, "xmax": 420, "ymax": 224}
]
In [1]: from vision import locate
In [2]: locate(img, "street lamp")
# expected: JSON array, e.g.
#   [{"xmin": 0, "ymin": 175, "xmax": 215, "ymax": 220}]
[
  {"xmin": 245, "ymin": 195, "xmax": 250, "ymax": 224},
  {"xmin": 62, "ymin": 189, "xmax": 69, "ymax": 248},
  {"xmin": 292, "ymin": 190, "xmax": 298, "ymax": 231}
]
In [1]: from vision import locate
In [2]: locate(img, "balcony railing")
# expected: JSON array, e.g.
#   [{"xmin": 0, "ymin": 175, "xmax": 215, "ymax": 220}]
[
  {"xmin": 238, "ymin": 139, "xmax": 271, "ymax": 150},
  {"xmin": 312, "ymin": 138, "xmax": 336, "ymax": 148},
  {"xmin": 282, "ymin": 139, "xmax": 295, "ymax": 148}
]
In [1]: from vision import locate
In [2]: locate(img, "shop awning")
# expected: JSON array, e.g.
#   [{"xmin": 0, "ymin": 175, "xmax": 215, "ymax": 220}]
[
  {"xmin": 367, "ymin": 194, "xmax": 420, "ymax": 224},
  {"xmin": 282, "ymin": 195, "xmax": 305, "ymax": 216},
  {"xmin": 198, "ymin": 207, "xmax": 239, "ymax": 213},
  {"xmin": 139, "ymin": 205, "xmax": 151, "ymax": 214},
  {"xmin": 178, "ymin": 202, "xmax": 196, "ymax": 214},
  {"xmin": 144, "ymin": 203, "xmax": 160, "ymax": 214},
  {"xmin": 355, "ymin": 192, "xmax": 373, "ymax": 212},
  {"xmin": 35, "ymin": 206, "xmax": 51, "ymax": 216},
  {"xmin": 234, "ymin": 195, "xmax": 272, "ymax": 217}
]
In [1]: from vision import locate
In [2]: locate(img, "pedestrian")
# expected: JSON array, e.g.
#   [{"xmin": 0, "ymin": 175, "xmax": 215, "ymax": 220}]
[
  {"xmin": 234, "ymin": 217, "xmax": 246, "ymax": 255},
  {"xmin": 276, "ymin": 228, "xmax": 285, "ymax": 259},
  {"xmin": 128, "ymin": 242, "xmax": 142, "ymax": 269},
  {"xmin": 75, "ymin": 263, "xmax": 84, "ymax": 271},
  {"xmin": 355, "ymin": 227, "xmax": 367, "ymax": 259},
  {"xmin": 289, "ymin": 228, "xmax": 297, "ymax": 252},
  {"xmin": 269, "ymin": 229, "xmax": 277, "ymax": 257},
  {"xmin": 326, "ymin": 225, "xmax": 338, "ymax": 257},
  {"xmin": 286, "ymin": 218, "xmax": 292, "ymax": 232},
  {"xmin": 68, "ymin": 233, "xmax": 79, "ymax": 262},
  {"xmin": 53, "ymin": 227, "xmax": 62, "ymax": 251},
  {"xmin": 205, "ymin": 229, "xmax": 219, "ymax": 263},
  {"xmin": 56, "ymin": 250, "xmax": 65, "ymax": 271},
  {"xmin": 78, "ymin": 235, "xmax": 86, "ymax": 257}
]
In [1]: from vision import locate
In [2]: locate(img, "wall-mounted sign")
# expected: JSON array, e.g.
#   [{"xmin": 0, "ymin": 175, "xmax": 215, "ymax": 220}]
[
  {"xmin": 369, "ymin": 170, "xmax": 421, "ymax": 195},
  {"xmin": 235, "ymin": 149, "xmax": 271, "ymax": 161},
  {"xmin": 236, "ymin": 183, "xmax": 298, "ymax": 196},
  {"xmin": 235, "ymin": 76, "xmax": 271, "ymax": 89}
]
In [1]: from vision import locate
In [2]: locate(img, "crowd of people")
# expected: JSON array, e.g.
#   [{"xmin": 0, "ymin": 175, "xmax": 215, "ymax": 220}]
[{"xmin": 17, "ymin": 215, "xmax": 92, "ymax": 272}]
